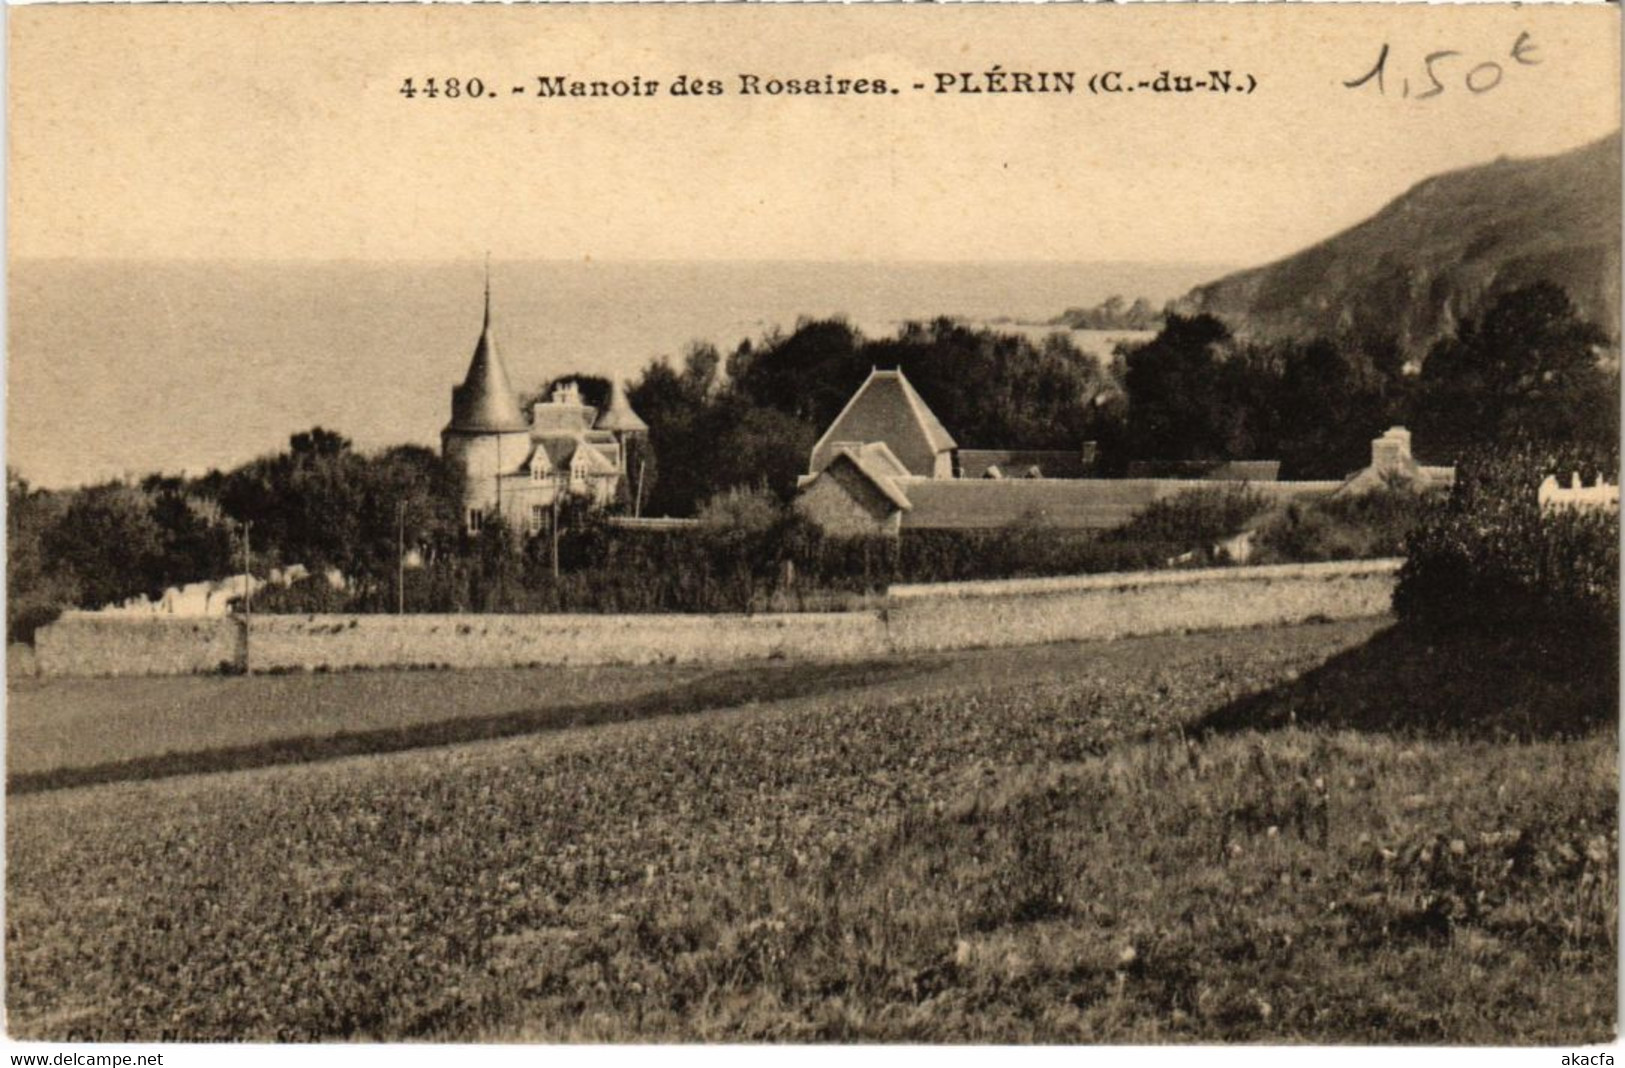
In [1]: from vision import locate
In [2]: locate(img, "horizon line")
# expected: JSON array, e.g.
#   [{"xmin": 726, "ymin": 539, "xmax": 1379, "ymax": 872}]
[{"xmin": 9, "ymin": 255, "xmax": 1244, "ymax": 269}]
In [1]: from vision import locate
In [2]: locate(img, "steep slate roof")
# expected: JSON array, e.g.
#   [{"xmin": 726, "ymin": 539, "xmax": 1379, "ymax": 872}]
[
  {"xmin": 595, "ymin": 379, "xmax": 649, "ymax": 433},
  {"xmin": 809, "ymin": 369, "xmax": 957, "ymax": 477},
  {"xmin": 447, "ymin": 285, "xmax": 528, "ymax": 434}
]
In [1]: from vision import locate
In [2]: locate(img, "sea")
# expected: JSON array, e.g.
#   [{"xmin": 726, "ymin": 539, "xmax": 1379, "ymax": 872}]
[{"xmin": 7, "ymin": 259, "xmax": 1229, "ymax": 488}]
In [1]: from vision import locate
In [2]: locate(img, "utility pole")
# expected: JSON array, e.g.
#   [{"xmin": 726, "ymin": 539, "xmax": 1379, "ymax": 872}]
[
  {"xmin": 239, "ymin": 519, "xmax": 253, "ymax": 675},
  {"xmin": 634, "ymin": 458, "xmax": 646, "ymax": 519},
  {"xmin": 396, "ymin": 500, "xmax": 407, "ymax": 615},
  {"xmin": 240, "ymin": 520, "xmax": 254, "ymax": 619},
  {"xmin": 550, "ymin": 475, "xmax": 563, "ymax": 579}
]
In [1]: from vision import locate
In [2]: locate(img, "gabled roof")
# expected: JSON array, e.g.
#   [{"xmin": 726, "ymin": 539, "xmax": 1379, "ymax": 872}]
[
  {"xmin": 535, "ymin": 436, "xmax": 582, "ymax": 470},
  {"xmin": 447, "ymin": 282, "xmax": 528, "ymax": 434},
  {"xmin": 571, "ymin": 442, "xmax": 619, "ymax": 475},
  {"xmin": 809, "ymin": 369, "xmax": 957, "ymax": 477},
  {"xmin": 824, "ymin": 442, "xmax": 914, "ymax": 511},
  {"xmin": 531, "ymin": 434, "xmax": 621, "ymax": 475}
]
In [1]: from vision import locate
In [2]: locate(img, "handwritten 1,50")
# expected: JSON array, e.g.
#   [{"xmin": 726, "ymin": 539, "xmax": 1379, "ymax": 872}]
[{"xmin": 1344, "ymin": 31, "xmax": 1539, "ymax": 100}]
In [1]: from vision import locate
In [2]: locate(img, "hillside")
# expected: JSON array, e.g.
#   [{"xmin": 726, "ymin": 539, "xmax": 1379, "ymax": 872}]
[{"xmin": 1176, "ymin": 132, "xmax": 1622, "ymax": 359}]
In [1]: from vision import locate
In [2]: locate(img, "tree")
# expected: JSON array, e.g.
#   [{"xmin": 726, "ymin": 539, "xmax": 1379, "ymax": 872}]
[
  {"xmin": 1266, "ymin": 335, "xmax": 1408, "ymax": 478},
  {"xmin": 709, "ymin": 403, "xmax": 819, "ymax": 503},
  {"xmin": 43, "ymin": 482, "xmax": 167, "ymax": 609},
  {"xmin": 1122, "ymin": 314, "xmax": 1239, "ymax": 461},
  {"xmin": 215, "ymin": 429, "xmax": 466, "ymax": 597},
  {"xmin": 730, "ymin": 319, "xmax": 864, "ymax": 425},
  {"xmin": 1416, "ymin": 283, "xmax": 1616, "ymax": 452},
  {"xmin": 7, "ymin": 471, "xmax": 78, "ymax": 641},
  {"xmin": 628, "ymin": 346, "xmax": 729, "ymax": 518},
  {"xmin": 289, "ymin": 426, "xmax": 352, "ymax": 459},
  {"xmin": 143, "ymin": 477, "xmax": 235, "ymax": 592}
]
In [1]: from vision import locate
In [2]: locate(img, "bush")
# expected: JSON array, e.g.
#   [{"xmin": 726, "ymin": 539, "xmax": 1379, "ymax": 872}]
[
  {"xmin": 246, "ymin": 576, "xmax": 354, "ymax": 615},
  {"xmin": 1395, "ymin": 442, "xmax": 1619, "ymax": 635},
  {"xmin": 1104, "ymin": 484, "xmax": 1269, "ymax": 548},
  {"xmin": 226, "ymin": 485, "xmax": 1284, "ymax": 616},
  {"xmin": 1254, "ymin": 487, "xmax": 1433, "ymax": 564}
]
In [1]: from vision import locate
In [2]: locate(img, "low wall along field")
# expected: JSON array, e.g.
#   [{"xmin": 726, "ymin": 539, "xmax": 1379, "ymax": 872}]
[
  {"xmin": 243, "ymin": 612, "xmax": 889, "ymax": 672},
  {"xmin": 885, "ymin": 559, "xmax": 1401, "ymax": 653},
  {"xmin": 32, "ymin": 559, "xmax": 1402, "ymax": 677},
  {"xmin": 34, "ymin": 615, "xmax": 242, "ymax": 678}
]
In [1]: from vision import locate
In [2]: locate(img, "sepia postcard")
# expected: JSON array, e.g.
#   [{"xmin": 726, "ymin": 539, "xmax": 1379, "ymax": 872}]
[{"xmin": 4, "ymin": 1, "xmax": 1620, "ymax": 1059}]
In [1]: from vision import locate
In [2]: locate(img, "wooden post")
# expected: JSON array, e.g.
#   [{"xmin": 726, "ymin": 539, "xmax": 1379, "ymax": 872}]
[
  {"xmin": 241, "ymin": 520, "xmax": 253, "ymax": 618},
  {"xmin": 240, "ymin": 520, "xmax": 253, "ymax": 674},
  {"xmin": 396, "ymin": 500, "xmax": 406, "ymax": 615},
  {"xmin": 551, "ymin": 475, "xmax": 563, "ymax": 580}
]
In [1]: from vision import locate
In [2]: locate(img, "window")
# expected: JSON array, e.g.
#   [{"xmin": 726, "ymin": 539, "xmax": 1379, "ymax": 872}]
[
  {"xmin": 531, "ymin": 504, "xmax": 547, "ymax": 533},
  {"xmin": 467, "ymin": 508, "xmax": 483, "ymax": 533}
]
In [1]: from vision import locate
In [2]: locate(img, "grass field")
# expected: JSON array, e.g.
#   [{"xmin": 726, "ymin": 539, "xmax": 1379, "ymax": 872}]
[{"xmin": 6, "ymin": 619, "xmax": 1615, "ymax": 1042}]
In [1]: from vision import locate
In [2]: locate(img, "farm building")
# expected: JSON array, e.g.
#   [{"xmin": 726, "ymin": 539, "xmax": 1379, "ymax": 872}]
[{"xmin": 794, "ymin": 368, "xmax": 1451, "ymax": 535}]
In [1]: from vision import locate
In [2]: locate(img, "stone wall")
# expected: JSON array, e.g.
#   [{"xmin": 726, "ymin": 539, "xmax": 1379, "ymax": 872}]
[
  {"xmin": 241, "ymin": 611, "xmax": 889, "ymax": 673},
  {"xmin": 31, "ymin": 559, "xmax": 1400, "ymax": 677},
  {"xmin": 885, "ymin": 559, "xmax": 1401, "ymax": 653},
  {"xmin": 35, "ymin": 614, "xmax": 242, "ymax": 678}
]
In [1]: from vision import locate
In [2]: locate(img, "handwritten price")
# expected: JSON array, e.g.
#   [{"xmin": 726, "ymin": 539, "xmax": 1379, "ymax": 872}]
[{"xmin": 1344, "ymin": 31, "xmax": 1539, "ymax": 100}]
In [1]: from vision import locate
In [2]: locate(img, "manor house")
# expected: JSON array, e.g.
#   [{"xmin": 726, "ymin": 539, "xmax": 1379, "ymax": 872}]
[{"xmin": 443, "ymin": 287, "xmax": 646, "ymax": 535}]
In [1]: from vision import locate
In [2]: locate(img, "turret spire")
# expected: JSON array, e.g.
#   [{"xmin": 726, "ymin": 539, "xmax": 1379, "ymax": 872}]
[
  {"xmin": 595, "ymin": 376, "xmax": 649, "ymax": 434},
  {"xmin": 445, "ymin": 257, "xmax": 527, "ymax": 433},
  {"xmin": 482, "ymin": 251, "xmax": 492, "ymax": 331}
]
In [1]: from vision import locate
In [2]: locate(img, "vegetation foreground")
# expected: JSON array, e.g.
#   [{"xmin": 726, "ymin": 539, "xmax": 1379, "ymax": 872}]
[{"xmin": 6, "ymin": 619, "xmax": 1615, "ymax": 1043}]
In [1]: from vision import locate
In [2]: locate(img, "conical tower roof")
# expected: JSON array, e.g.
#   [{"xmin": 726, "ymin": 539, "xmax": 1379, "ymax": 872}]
[
  {"xmin": 594, "ymin": 377, "xmax": 649, "ymax": 433},
  {"xmin": 447, "ymin": 273, "xmax": 528, "ymax": 434}
]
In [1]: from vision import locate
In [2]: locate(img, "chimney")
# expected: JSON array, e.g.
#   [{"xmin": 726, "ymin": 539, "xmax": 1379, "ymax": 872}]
[{"xmin": 1371, "ymin": 427, "xmax": 1413, "ymax": 473}]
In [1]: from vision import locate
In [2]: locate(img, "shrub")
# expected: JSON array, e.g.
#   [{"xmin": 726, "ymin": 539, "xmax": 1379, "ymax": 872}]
[
  {"xmin": 1103, "ymin": 484, "xmax": 1269, "ymax": 549},
  {"xmin": 246, "ymin": 576, "xmax": 354, "ymax": 615},
  {"xmin": 1254, "ymin": 487, "xmax": 1433, "ymax": 564},
  {"xmin": 227, "ymin": 484, "xmax": 1284, "ymax": 616},
  {"xmin": 1395, "ymin": 442, "xmax": 1619, "ymax": 635}
]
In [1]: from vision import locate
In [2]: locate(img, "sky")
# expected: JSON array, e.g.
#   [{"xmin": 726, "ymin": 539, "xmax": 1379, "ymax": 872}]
[{"xmin": 8, "ymin": 4, "xmax": 1620, "ymax": 268}]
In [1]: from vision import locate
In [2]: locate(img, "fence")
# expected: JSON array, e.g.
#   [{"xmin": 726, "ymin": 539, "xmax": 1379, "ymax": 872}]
[{"xmin": 1537, "ymin": 474, "xmax": 1620, "ymax": 513}]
